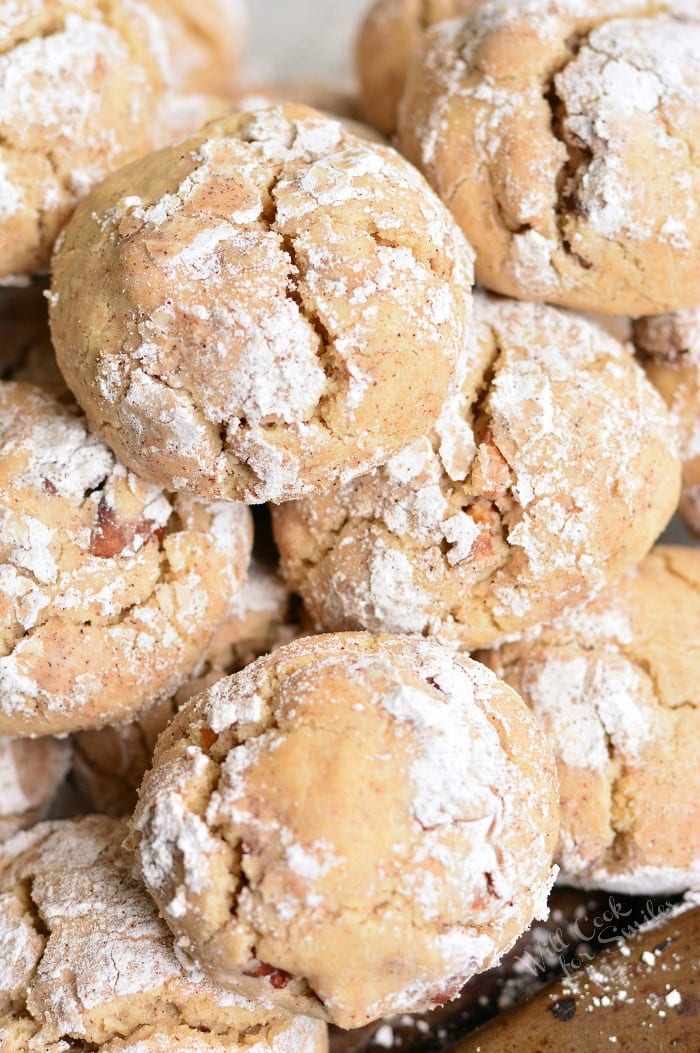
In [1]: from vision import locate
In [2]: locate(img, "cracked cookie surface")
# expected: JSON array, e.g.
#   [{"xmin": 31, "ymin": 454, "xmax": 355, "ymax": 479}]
[
  {"xmin": 272, "ymin": 294, "xmax": 680, "ymax": 650},
  {"xmin": 73, "ymin": 555, "xmax": 297, "ymax": 817},
  {"xmin": 0, "ymin": 382, "xmax": 253, "ymax": 736},
  {"xmin": 0, "ymin": 0, "xmax": 168, "ymax": 280},
  {"xmin": 49, "ymin": 103, "xmax": 475, "ymax": 503},
  {"xmin": 480, "ymin": 545, "xmax": 700, "ymax": 894},
  {"xmin": 397, "ymin": 0, "xmax": 700, "ymax": 314},
  {"xmin": 128, "ymin": 632, "xmax": 558, "ymax": 1029},
  {"xmin": 634, "ymin": 307, "xmax": 700, "ymax": 536},
  {"xmin": 0, "ymin": 815, "xmax": 329, "ymax": 1052},
  {"xmin": 0, "ymin": 735, "xmax": 70, "ymax": 842}
]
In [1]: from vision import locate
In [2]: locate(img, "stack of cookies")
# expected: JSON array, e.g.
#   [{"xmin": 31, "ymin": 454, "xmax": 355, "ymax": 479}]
[{"xmin": 0, "ymin": 0, "xmax": 698, "ymax": 1050}]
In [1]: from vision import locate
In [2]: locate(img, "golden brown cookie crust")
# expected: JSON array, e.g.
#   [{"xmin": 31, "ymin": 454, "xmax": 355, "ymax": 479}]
[
  {"xmin": 634, "ymin": 308, "xmax": 700, "ymax": 535},
  {"xmin": 129, "ymin": 632, "xmax": 558, "ymax": 1028},
  {"xmin": 49, "ymin": 104, "xmax": 475, "ymax": 503},
  {"xmin": 0, "ymin": 382, "xmax": 253, "ymax": 736},
  {"xmin": 0, "ymin": 735, "xmax": 70, "ymax": 842},
  {"xmin": 146, "ymin": 0, "xmax": 245, "ymax": 95},
  {"xmin": 0, "ymin": 0, "xmax": 167, "ymax": 279},
  {"xmin": 481, "ymin": 546, "xmax": 700, "ymax": 894},
  {"xmin": 0, "ymin": 816, "xmax": 329, "ymax": 1052},
  {"xmin": 397, "ymin": 1, "xmax": 700, "ymax": 314},
  {"xmin": 272, "ymin": 295, "xmax": 680, "ymax": 650}
]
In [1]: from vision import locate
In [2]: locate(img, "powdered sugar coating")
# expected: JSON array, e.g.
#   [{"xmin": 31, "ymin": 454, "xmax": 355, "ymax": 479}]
[
  {"xmin": 0, "ymin": 816, "xmax": 328, "ymax": 1051},
  {"xmin": 50, "ymin": 103, "xmax": 475, "ymax": 503},
  {"xmin": 0, "ymin": 0, "xmax": 167, "ymax": 279},
  {"xmin": 397, "ymin": 0, "xmax": 700, "ymax": 314},
  {"xmin": 0, "ymin": 382, "xmax": 253, "ymax": 736},
  {"xmin": 0, "ymin": 735, "xmax": 70, "ymax": 842},
  {"xmin": 273, "ymin": 294, "xmax": 679, "ymax": 650},
  {"xmin": 635, "ymin": 307, "xmax": 700, "ymax": 535},
  {"xmin": 130, "ymin": 632, "xmax": 558, "ymax": 1028},
  {"xmin": 483, "ymin": 546, "xmax": 700, "ymax": 894}
]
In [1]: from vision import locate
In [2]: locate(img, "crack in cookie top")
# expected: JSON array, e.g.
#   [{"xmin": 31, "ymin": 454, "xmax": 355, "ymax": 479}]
[
  {"xmin": 50, "ymin": 103, "xmax": 475, "ymax": 503},
  {"xmin": 272, "ymin": 294, "xmax": 680, "ymax": 650},
  {"xmin": 0, "ymin": 382, "xmax": 253, "ymax": 736},
  {"xmin": 396, "ymin": 0, "xmax": 700, "ymax": 314},
  {"xmin": 0, "ymin": 816, "xmax": 328, "ymax": 1052},
  {"xmin": 129, "ymin": 632, "xmax": 558, "ymax": 1028},
  {"xmin": 0, "ymin": 0, "xmax": 169, "ymax": 280}
]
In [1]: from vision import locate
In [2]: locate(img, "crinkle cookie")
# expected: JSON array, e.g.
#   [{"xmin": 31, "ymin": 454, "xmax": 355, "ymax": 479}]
[
  {"xmin": 481, "ymin": 546, "xmax": 700, "ymax": 895},
  {"xmin": 0, "ymin": 816, "xmax": 328, "ymax": 1052},
  {"xmin": 49, "ymin": 104, "xmax": 475, "ymax": 504},
  {"xmin": 0, "ymin": 286, "xmax": 68, "ymax": 393},
  {"xmin": 147, "ymin": 0, "xmax": 245, "ymax": 94},
  {"xmin": 0, "ymin": 382, "xmax": 253, "ymax": 737},
  {"xmin": 0, "ymin": 736, "xmax": 71, "ymax": 842},
  {"xmin": 128, "ymin": 633, "xmax": 559, "ymax": 1029},
  {"xmin": 73, "ymin": 557, "xmax": 295, "ymax": 817},
  {"xmin": 397, "ymin": 0, "xmax": 700, "ymax": 314},
  {"xmin": 634, "ymin": 308, "xmax": 700, "ymax": 535},
  {"xmin": 0, "ymin": 0, "xmax": 168, "ymax": 281},
  {"xmin": 272, "ymin": 295, "xmax": 680, "ymax": 650},
  {"xmin": 356, "ymin": 0, "xmax": 482, "ymax": 136}
]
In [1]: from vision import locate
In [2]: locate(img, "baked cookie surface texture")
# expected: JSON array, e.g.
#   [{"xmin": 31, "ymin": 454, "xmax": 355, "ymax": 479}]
[
  {"xmin": 129, "ymin": 632, "xmax": 559, "ymax": 1029},
  {"xmin": 0, "ymin": 382, "xmax": 253, "ymax": 736},
  {"xmin": 397, "ymin": 0, "xmax": 700, "ymax": 314},
  {"xmin": 0, "ymin": 815, "xmax": 329, "ymax": 1052},
  {"xmin": 273, "ymin": 295, "xmax": 680, "ymax": 650},
  {"xmin": 50, "ymin": 104, "xmax": 476, "ymax": 504}
]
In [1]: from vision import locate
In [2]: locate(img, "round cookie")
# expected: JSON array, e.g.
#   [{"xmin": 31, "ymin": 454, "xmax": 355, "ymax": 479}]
[
  {"xmin": 0, "ymin": 382, "xmax": 253, "ymax": 737},
  {"xmin": 49, "ymin": 103, "xmax": 476, "ymax": 504},
  {"xmin": 0, "ymin": 736, "xmax": 71, "ymax": 842},
  {"xmin": 146, "ymin": 0, "xmax": 245, "ymax": 94},
  {"xmin": 397, "ymin": 0, "xmax": 700, "ymax": 314},
  {"xmin": 481, "ymin": 546, "xmax": 700, "ymax": 894},
  {"xmin": 129, "ymin": 632, "xmax": 559, "ymax": 1029},
  {"xmin": 355, "ymin": 0, "xmax": 482, "ymax": 136},
  {"xmin": 0, "ymin": 816, "xmax": 328, "ymax": 1052},
  {"xmin": 0, "ymin": 285, "xmax": 68, "ymax": 393},
  {"xmin": 0, "ymin": 0, "xmax": 167, "ymax": 280},
  {"xmin": 272, "ymin": 294, "xmax": 680, "ymax": 650},
  {"xmin": 634, "ymin": 307, "xmax": 700, "ymax": 535},
  {"xmin": 73, "ymin": 557, "xmax": 296, "ymax": 817}
]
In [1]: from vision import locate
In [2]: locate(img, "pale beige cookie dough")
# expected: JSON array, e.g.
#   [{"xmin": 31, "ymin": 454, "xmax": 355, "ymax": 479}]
[
  {"xmin": 481, "ymin": 546, "xmax": 700, "ymax": 895},
  {"xmin": 273, "ymin": 294, "xmax": 680, "ymax": 650},
  {"xmin": 0, "ymin": 0, "xmax": 168, "ymax": 281},
  {"xmin": 355, "ymin": 0, "xmax": 482, "ymax": 136},
  {"xmin": 0, "ymin": 735, "xmax": 71, "ymax": 842},
  {"xmin": 129, "ymin": 632, "xmax": 559, "ymax": 1029},
  {"xmin": 0, "ymin": 285, "xmax": 67, "ymax": 393},
  {"xmin": 634, "ymin": 308, "xmax": 700, "ymax": 535},
  {"xmin": 147, "ymin": 0, "xmax": 245, "ymax": 94},
  {"xmin": 397, "ymin": 0, "xmax": 700, "ymax": 314},
  {"xmin": 73, "ymin": 557, "xmax": 296, "ymax": 817},
  {"xmin": 49, "ymin": 104, "xmax": 476, "ymax": 504},
  {"xmin": 0, "ymin": 382, "xmax": 253, "ymax": 737},
  {"xmin": 0, "ymin": 816, "xmax": 329, "ymax": 1052}
]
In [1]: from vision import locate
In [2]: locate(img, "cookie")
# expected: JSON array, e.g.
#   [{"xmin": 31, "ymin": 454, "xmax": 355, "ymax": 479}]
[
  {"xmin": 0, "ymin": 0, "xmax": 167, "ymax": 280},
  {"xmin": 397, "ymin": 1, "xmax": 700, "ymax": 314},
  {"xmin": 0, "ymin": 736, "xmax": 71, "ymax": 842},
  {"xmin": 73, "ymin": 556, "xmax": 296, "ymax": 817},
  {"xmin": 0, "ymin": 816, "xmax": 328, "ymax": 1052},
  {"xmin": 49, "ymin": 103, "xmax": 475, "ymax": 504},
  {"xmin": 0, "ymin": 382, "xmax": 253, "ymax": 736},
  {"xmin": 129, "ymin": 632, "xmax": 559, "ymax": 1028},
  {"xmin": 0, "ymin": 285, "xmax": 68, "ymax": 393},
  {"xmin": 634, "ymin": 308, "xmax": 700, "ymax": 535},
  {"xmin": 481, "ymin": 546, "xmax": 700, "ymax": 894},
  {"xmin": 355, "ymin": 0, "xmax": 481, "ymax": 136},
  {"xmin": 146, "ymin": 0, "xmax": 245, "ymax": 94},
  {"xmin": 272, "ymin": 295, "xmax": 680, "ymax": 650}
]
